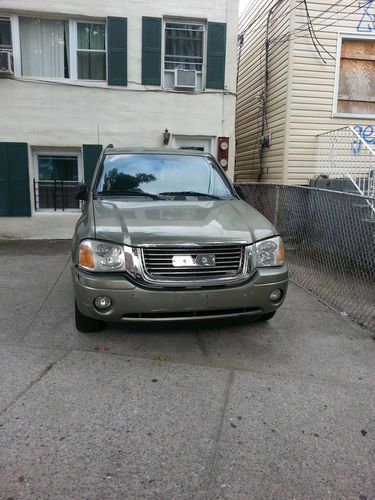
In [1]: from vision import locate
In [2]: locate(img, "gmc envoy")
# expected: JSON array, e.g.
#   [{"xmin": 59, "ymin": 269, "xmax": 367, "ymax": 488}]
[{"xmin": 72, "ymin": 148, "xmax": 288, "ymax": 332}]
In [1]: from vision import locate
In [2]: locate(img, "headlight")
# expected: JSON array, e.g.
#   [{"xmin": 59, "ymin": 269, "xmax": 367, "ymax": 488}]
[
  {"xmin": 255, "ymin": 236, "xmax": 285, "ymax": 267},
  {"xmin": 79, "ymin": 239, "xmax": 133, "ymax": 272}
]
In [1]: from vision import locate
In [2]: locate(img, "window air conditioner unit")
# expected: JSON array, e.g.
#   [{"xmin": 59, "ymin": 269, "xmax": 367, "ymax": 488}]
[
  {"xmin": 0, "ymin": 51, "xmax": 14, "ymax": 76},
  {"xmin": 174, "ymin": 69, "xmax": 197, "ymax": 89}
]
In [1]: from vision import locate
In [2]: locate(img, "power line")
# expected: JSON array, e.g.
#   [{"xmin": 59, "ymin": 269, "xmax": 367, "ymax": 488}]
[
  {"xmin": 302, "ymin": 0, "xmax": 336, "ymax": 62},
  {"xmin": 303, "ymin": 0, "xmax": 328, "ymax": 63},
  {"xmin": 239, "ymin": 0, "xmax": 275, "ymax": 37},
  {"xmin": 272, "ymin": 0, "xmax": 373, "ymax": 43},
  {"xmin": 239, "ymin": 0, "xmax": 304, "ymax": 38},
  {"xmin": 284, "ymin": 0, "xmax": 348, "ymax": 38}
]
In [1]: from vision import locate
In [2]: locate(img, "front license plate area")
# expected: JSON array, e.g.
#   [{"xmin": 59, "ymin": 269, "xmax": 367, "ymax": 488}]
[
  {"xmin": 172, "ymin": 255, "xmax": 195, "ymax": 267},
  {"xmin": 172, "ymin": 254, "xmax": 216, "ymax": 267}
]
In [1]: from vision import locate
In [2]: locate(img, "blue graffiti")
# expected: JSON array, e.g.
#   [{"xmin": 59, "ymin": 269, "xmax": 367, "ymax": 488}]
[
  {"xmin": 357, "ymin": 1, "xmax": 375, "ymax": 32},
  {"xmin": 352, "ymin": 125, "xmax": 375, "ymax": 155}
]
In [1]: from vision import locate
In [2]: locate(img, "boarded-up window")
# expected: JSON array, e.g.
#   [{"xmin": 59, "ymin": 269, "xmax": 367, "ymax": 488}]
[{"xmin": 337, "ymin": 39, "xmax": 375, "ymax": 115}]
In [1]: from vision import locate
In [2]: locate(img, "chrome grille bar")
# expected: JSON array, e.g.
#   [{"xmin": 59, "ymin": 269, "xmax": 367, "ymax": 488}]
[{"xmin": 141, "ymin": 244, "xmax": 244, "ymax": 282}]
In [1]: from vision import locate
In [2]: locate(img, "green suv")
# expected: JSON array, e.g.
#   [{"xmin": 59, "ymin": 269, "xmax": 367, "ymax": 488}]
[{"xmin": 72, "ymin": 148, "xmax": 288, "ymax": 332}]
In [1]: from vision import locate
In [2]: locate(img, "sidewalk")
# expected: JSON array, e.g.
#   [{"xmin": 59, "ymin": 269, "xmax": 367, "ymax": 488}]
[
  {"xmin": 0, "ymin": 212, "xmax": 80, "ymax": 239},
  {"xmin": 0, "ymin": 240, "xmax": 374, "ymax": 499}
]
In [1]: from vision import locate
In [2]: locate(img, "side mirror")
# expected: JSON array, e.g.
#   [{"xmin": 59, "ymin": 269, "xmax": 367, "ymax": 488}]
[
  {"xmin": 75, "ymin": 183, "xmax": 88, "ymax": 201},
  {"xmin": 234, "ymin": 184, "xmax": 246, "ymax": 200}
]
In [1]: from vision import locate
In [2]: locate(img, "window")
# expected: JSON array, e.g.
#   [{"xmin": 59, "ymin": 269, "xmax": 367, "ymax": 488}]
[
  {"xmin": 163, "ymin": 21, "xmax": 204, "ymax": 90},
  {"xmin": 19, "ymin": 17, "xmax": 70, "ymax": 78},
  {"xmin": 335, "ymin": 37, "xmax": 375, "ymax": 116},
  {"xmin": 0, "ymin": 17, "xmax": 12, "ymax": 51},
  {"xmin": 17, "ymin": 17, "xmax": 106, "ymax": 81},
  {"xmin": 34, "ymin": 152, "xmax": 81, "ymax": 211},
  {"xmin": 77, "ymin": 22, "xmax": 106, "ymax": 80},
  {"xmin": 19, "ymin": 17, "xmax": 69, "ymax": 78},
  {"xmin": 38, "ymin": 154, "xmax": 79, "ymax": 181}
]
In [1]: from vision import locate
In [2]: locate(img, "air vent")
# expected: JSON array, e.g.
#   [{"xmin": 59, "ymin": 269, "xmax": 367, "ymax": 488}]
[
  {"xmin": 0, "ymin": 51, "xmax": 14, "ymax": 76},
  {"xmin": 174, "ymin": 69, "xmax": 197, "ymax": 89}
]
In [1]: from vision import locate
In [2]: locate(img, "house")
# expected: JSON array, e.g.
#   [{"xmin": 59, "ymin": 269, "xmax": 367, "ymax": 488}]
[
  {"xmin": 0, "ymin": 0, "xmax": 238, "ymax": 234},
  {"xmin": 235, "ymin": 0, "xmax": 375, "ymax": 186}
]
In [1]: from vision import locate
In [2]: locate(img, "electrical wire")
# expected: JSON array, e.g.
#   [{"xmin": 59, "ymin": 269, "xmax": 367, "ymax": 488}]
[
  {"xmin": 271, "ymin": 0, "xmax": 373, "ymax": 44},
  {"xmin": 303, "ymin": 0, "xmax": 327, "ymax": 63},
  {"xmin": 239, "ymin": 0, "xmax": 275, "ymax": 37},
  {"xmin": 285, "ymin": 0, "xmax": 349, "ymax": 38},
  {"xmin": 239, "ymin": 0, "xmax": 305, "ymax": 39},
  {"xmin": 302, "ymin": 0, "xmax": 336, "ymax": 62}
]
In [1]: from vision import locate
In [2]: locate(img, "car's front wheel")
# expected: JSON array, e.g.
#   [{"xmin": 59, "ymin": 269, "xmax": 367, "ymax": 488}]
[{"xmin": 75, "ymin": 301, "xmax": 105, "ymax": 333}]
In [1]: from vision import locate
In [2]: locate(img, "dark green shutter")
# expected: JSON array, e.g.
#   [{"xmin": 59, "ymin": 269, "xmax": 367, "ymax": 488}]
[
  {"xmin": 142, "ymin": 17, "xmax": 161, "ymax": 85},
  {"xmin": 108, "ymin": 17, "xmax": 127, "ymax": 86},
  {"xmin": 0, "ymin": 144, "xmax": 8, "ymax": 215},
  {"xmin": 206, "ymin": 22, "xmax": 226, "ymax": 89},
  {"xmin": 83, "ymin": 145, "xmax": 102, "ymax": 186},
  {"xmin": 0, "ymin": 142, "xmax": 31, "ymax": 216}
]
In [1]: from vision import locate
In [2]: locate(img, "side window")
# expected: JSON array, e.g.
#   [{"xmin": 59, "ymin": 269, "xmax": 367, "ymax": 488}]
[
  {"xmin": 163, "ymin": 21, "xmax": 204, "ymax": 91},
  {"xmin": 336, "ymin": 38, "xmax": 375, "ymax": 115}
]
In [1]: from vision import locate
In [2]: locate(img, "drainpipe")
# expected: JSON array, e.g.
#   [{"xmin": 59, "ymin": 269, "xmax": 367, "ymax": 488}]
[{"xmin": 259, "ymin": 0, "xmax": 285, "ymax": 180}]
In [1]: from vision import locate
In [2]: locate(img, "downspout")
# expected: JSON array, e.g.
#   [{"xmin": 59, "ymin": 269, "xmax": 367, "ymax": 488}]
[{"xmin": 259, "ymin": 0, "xmax": 286, "ymax": 180}]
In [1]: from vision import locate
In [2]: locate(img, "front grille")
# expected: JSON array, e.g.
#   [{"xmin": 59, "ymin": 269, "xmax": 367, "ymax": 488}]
[
  {"xmin": 122, "ymin": 307, "xmax": 261, "ymax": 319},
  {"xmin": 141, "ymin": 245, "xmax": 244, "ymax": 281}
]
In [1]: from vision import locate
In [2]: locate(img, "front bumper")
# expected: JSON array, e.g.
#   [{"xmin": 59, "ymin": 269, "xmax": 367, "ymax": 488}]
[{"xmin": 72, "ymin": 265, "xmax": 288, "ymax": 323}]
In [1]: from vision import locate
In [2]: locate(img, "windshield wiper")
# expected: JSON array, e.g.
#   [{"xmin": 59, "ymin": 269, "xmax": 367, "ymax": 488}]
[
  {"xmin": 97, "ymin": 190, "xmax": 162, "ymax": 200},
  {"xmin": 158, "ymin": 191, "xmax": 221, "ymax": 200}
]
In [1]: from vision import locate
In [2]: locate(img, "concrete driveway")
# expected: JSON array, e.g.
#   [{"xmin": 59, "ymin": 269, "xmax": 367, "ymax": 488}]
[{"xmin": 0, "ymin": 240, "xmax": 374, "ymax": 499}]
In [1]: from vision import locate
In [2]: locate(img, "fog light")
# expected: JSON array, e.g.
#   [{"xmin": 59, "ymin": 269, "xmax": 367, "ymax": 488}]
[
  {"xmin": 269, "ymin": 289, "xmax": 282, "ymax": 302},
  {"xmin": 94, "ymin": 296, "xmax": 112, "ymax": 310}
]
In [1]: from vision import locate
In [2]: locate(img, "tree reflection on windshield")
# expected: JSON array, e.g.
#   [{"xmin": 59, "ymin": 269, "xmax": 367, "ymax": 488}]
[{"xmin": 102, "ymin": 168, "xmax": 156, "ymax": 192}]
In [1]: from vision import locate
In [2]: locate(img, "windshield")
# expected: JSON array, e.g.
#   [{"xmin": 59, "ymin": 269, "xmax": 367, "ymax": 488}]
[{"xmin": 95, "ymin": 154, "xmax": 234, "ymax": 200}]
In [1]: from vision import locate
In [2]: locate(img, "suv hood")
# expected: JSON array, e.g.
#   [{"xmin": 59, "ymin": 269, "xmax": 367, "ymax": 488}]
[
  {"xmin": 93, "ymin": 200, "xmax": 276, "ymax": 246},
  {"xmin": 93, "ymin": 199, "xmax": 275, "ymax": 246}
]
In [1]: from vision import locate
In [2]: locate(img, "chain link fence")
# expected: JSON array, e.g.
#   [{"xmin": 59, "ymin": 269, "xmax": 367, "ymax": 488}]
[{"xmin": 236, "ymin": 183, "xmax": 375, "ymax": 335}]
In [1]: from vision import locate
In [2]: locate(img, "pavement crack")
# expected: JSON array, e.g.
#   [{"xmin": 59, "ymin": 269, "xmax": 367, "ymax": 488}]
[
  {"xmin": 205, "ymin": 370, "xmax": 235, "ymax": 498},
  {"xmin": 17, "ymin": 255, "xmax": 71, "ymax": 344},
  {"xmin": 0, "ymin": 351, "xmax": 70, "ymax": 419}
]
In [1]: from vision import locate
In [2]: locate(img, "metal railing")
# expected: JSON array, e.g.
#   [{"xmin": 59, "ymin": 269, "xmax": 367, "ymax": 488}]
[
  {"xmin": 33, "ymin": 180, "xmax": 81, "ymax": 211},
  {"xmin": 236, "ymin": 182, "xmax": 375, "ymax": 335},
  {"xmin": 316, "ymin": 126, "xmax": 375, "ymax": 213}
]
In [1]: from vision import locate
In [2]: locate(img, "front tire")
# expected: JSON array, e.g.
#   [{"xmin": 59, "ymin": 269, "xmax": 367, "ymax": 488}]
[{"xmin": 75, "ymin": 301, "xmax": 105, "ymax": 333}]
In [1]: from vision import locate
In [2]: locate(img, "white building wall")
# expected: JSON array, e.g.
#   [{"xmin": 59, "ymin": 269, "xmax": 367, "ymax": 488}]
[{"xmin": 0, "ymin": 0, "xmax": 238, "ymax": 218}]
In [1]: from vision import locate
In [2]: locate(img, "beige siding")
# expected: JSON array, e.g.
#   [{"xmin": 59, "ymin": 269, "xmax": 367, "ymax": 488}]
[
  {"xmin": 236, "ymin": 0, "xmax": 375, "ymax": 184},
  {"xmin": 287, "ymin": 0, "xmax": 375, "ymax": 184},
  {"xmin": 235, "ymin": 0, "xmax": 291, "ymax": 182}
]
